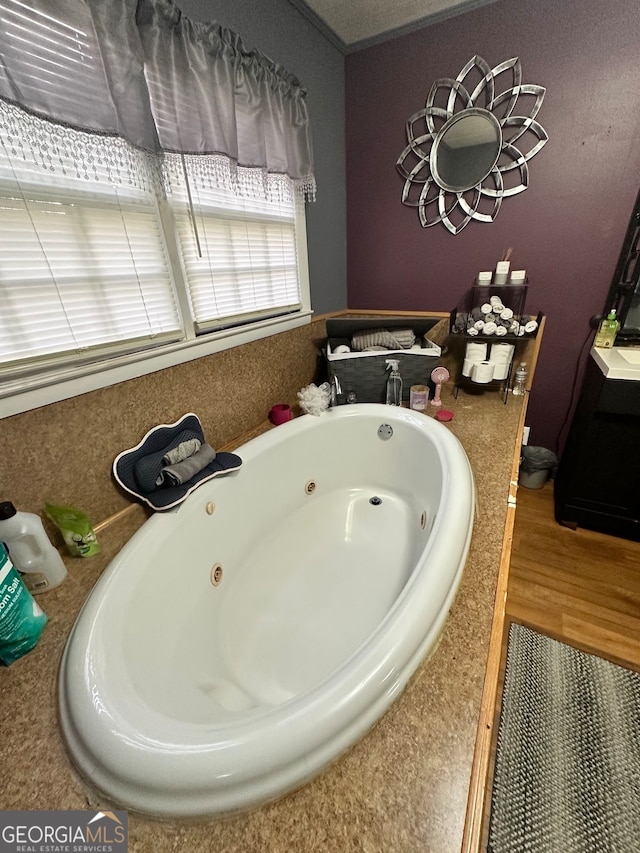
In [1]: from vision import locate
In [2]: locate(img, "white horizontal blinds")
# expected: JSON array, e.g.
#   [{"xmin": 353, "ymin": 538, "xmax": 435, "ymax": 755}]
[
  {"xmin": 0, "ymin": 105, "xmax": 183, "ymax": 372},
  {"xmin": 165, "ymin": 156, "xmax": 301, "ymax": 332}
]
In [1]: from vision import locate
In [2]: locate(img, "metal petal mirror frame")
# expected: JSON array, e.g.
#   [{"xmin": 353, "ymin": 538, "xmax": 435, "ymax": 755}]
[{"xmin": 396, "ymin": 55, "xmax": 548, "ymax": 235}]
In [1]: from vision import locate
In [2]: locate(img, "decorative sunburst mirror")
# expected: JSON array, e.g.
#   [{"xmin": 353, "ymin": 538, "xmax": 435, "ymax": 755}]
[{"xmin": 396, "ymin": 55, "xmax": 548, "ymax": 234}]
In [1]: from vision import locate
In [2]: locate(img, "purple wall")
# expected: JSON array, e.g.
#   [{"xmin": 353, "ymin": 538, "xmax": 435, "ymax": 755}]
[{"xmin": 345, "ymin": 0, "xmax": 640, "ymax": 451}]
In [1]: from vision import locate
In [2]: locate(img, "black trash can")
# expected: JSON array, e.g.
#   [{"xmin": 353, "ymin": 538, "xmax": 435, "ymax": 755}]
[{"xmin": 520, "ymin": 446, "xmax": 558, "ymax": 489}]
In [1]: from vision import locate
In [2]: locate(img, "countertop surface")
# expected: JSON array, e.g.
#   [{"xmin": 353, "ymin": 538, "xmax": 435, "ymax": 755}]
[
  {"xmin": 590, "ymin": 344, "xmax": 640, "ymax": 380},
  {"xmin": 1, "ymin": 387, "xmax": 525, "ymax": 853}
]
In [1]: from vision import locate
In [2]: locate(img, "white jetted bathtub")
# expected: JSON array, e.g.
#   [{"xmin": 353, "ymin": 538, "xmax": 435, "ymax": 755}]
[{"xmin": 59, "ymin": 404, "xmax": 475, "ymax": 818}]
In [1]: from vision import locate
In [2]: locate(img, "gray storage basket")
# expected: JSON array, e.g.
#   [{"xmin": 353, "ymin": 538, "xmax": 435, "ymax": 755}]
[
  {"xmin": 328, "ymin": 346, "xmax": 441, "ymax": 402},
  {"xmin": 325, "ymin": 318, "xmax": 442, "ymax": 403}
]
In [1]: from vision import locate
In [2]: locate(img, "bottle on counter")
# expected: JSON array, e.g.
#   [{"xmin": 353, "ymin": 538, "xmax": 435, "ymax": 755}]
[
  {"xmin": 512, "ymin": 362, "xmax": 528, "ymax": 396},
  {"xmin": 594, "ymin": 310, "xmax": 619, "ymax": 349},
  {"xmin": 0, "ymin": 502, "xmax": 67, "ymax": 594},
  {"xmin": 385, "ymin": 359, "xmax": 403, "ymax": 406}
]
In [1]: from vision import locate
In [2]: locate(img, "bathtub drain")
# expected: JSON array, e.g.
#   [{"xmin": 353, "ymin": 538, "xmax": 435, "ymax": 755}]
[{"xmin": 369, "ymin": 496, "xmax": 382, "ymax": 506}]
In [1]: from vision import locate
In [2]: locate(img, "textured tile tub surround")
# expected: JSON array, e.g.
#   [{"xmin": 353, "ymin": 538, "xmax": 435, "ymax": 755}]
[
  {"xmin": 0, "ymin": 385, "xmax": 525, "ymax": 853},
  {"xmin": 1, "ymin": 320, "xmax": 328, "ymax": 527}
]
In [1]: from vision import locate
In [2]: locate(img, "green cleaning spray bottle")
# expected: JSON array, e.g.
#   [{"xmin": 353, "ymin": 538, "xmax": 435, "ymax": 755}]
[{"xmin": 594, "ymin": 309, "xmax": 619, "ymax": 349}]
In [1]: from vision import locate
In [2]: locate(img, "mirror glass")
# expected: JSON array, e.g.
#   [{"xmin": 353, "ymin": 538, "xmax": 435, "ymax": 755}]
[{"xmin": 431, "ymin": 109, "xmax": 502, "ymax": 193}]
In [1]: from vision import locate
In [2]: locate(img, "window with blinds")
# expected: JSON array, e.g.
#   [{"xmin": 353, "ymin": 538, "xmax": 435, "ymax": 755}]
[
  {"xmin": 0, "ymin": 118, "xmax": 307, "ymax": 382},
  {"xmin": 165, "ymin": 158, "xmax": 301, "ymax": 333},
  {"xmin": 0, "ymin": 117, "xmax": 184, "ymax": 376},
  {"xmin": 0, "ymin": 0, "xmax": 309, "ymax": 394}
]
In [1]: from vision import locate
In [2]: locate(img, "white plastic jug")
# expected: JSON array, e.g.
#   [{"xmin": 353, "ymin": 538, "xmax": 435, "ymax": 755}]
[{"xmin": 0, "ymin": 502, "xmax": 67, "ymax": 594}]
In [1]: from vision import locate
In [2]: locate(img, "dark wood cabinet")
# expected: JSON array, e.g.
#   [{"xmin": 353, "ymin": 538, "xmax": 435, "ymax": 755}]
[{"xmin": 554, "ymin": 355, "xmax": 640, "ymax": 540}]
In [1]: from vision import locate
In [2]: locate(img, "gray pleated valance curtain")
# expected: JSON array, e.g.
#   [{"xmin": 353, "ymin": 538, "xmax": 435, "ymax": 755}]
[{"xmin": 0, "ymin": 0, "xmax": 316, "ymax": 199}]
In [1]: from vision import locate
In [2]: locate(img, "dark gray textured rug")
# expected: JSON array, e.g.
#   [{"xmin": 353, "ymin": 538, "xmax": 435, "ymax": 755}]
[{"xmin": 488, "ymin": 623, "xmax": 640, "ymax": 853}]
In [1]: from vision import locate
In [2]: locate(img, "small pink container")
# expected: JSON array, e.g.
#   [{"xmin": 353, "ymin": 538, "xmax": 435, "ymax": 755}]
[
  {"xmin": 410, "ymin": 384, "xmax": 429, "ymax": 411},
  {"xmin": 269, "ymin": 404, "xmax": 292, "ymax": 425}
]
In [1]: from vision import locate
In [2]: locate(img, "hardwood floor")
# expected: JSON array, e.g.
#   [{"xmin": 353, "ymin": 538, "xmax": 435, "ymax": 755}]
[
  {"xmin": 479, "ymin": 481, "xmax": 640, "ymax": 850},
  {"xmin": 506, "ymin": 480, "xmax": 640, "ymax": 670}
]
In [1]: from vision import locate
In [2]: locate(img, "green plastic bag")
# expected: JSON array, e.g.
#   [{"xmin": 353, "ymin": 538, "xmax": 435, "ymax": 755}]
[
  {"xmin": 44, "ymin": 503, "xmax": 100, "ymax": 557},
  {"xmin": 0, "ymin": 542, "xmax": 48, "ymax": 665}
]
